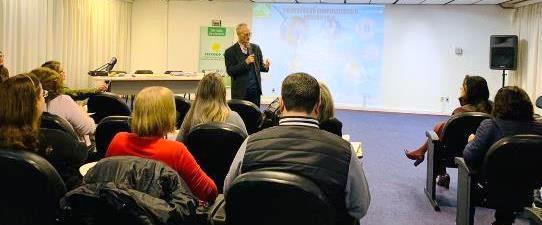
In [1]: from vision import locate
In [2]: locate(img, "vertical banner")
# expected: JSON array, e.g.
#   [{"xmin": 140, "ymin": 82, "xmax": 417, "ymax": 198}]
[{"xmin": 199, "ymin": 26, "xmax": 234, "ymax": 87}]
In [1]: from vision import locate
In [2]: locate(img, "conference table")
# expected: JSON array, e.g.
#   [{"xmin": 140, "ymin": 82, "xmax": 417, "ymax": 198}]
[{"xmin": 91, "ymin": 74, "xmax": 204, "ymax": 95}]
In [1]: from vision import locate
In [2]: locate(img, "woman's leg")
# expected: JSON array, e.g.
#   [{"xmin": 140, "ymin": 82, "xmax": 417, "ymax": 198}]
[{"xmin": 406, "ymin": 121, "xmax": 446, "ymax": 157}]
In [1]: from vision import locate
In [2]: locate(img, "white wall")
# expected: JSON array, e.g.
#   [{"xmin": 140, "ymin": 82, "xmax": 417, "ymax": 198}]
[
  {"xmin": 131, "ymin": 1, "xmax": 514, "ymax": 114},
  {"xmin": 380, "ymin": 5, "xmax": 513, "ymax": 114}
]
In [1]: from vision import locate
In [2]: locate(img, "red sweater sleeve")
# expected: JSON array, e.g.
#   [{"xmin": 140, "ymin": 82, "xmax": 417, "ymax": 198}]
[{"xmin": 173, "ymin": 146, "xmax": 218, "ymax": 202}]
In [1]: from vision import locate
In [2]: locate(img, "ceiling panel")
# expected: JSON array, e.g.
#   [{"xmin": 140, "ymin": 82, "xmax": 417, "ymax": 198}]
[
  {"xmin": 346, "ymin": 0, "xmax": 371, "ymax": 3},
  {"xmin": 447, "ymin": 0, "xmax": 481, "ymax": 4},
  {"xmin": 396, "ymin": 0, "xmax": 424, "ymax": 4},
  {"xmin": 369, "ymin": 0, "xmax": 396, "ymax": 4},
  {"xmin": 475, "ymin": 0, "xmax": 508, "ymax": 3},
  {"xmin": 322, "ymin": 0, "xmax": 346, "ymax": 3},
  {"xmin": 423, "ymin": 0, "xmax": 452, "ymax": 4},
  {"xmin": 296, "ymin": 0, "xmax": 321, "ymax": 2}
]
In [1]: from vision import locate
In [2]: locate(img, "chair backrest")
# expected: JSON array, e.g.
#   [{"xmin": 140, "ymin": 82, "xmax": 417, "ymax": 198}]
[
  {"xmin": 481, "ymin": 134, "xmax": 542, "ymax": 209},
  {"xmin": 95, "ymin": 116, "xmax": 131, "ymax": 159},
  {"xmin": 185, "ymin": 122, "xmax": 247, "ymax": 192},
  {"xmin": 226, "ymin": 171, "xmax": 334, "ymax": 225},
  {"xmin": 536, "ymin": 96, "xmax": 542, "ymax": 109},
  {"xmin": 0, "ymin": 149, "xmax": 66, "ymax": 225},
  {"xmin": 40, "ymin": 112, "xmax": 79, "ymax": 140},
  {"xmin": 174, "ymin": 95, "xmax": 191, "ymax": 129},
  {"xmin": 134, "ymin": 70, "xmax": 153, "ymax": 74},
  {"xmin": 227, "ymin": 99, "xmax": 263, "ymax": 134},
  {"xmin": 87, "ymin": 92, "xmax": 131, "ymax": 124},
  {"xmin": 440, "ymin": 112, "xmax": 492, "ymax": 159}
]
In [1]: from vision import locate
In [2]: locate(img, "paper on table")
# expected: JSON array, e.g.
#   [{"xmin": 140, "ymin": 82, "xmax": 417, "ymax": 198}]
[{"xmin": 351, "ymin": 142, "xmax": 363, "ymax": 158}]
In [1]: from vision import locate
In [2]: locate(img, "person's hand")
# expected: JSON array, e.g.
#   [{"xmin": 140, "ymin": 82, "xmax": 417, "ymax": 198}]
[
  {"xmin": 468, "ymin": 134, "xmax": 476, "ymax": 142},
  {"xmin": 97, "ymin": 83, "xmax": 108, "ymax": 92},
  {"xmin": 264, "ymin": 59, "xmax": 271, "ymax": 69},
  {"xmin": 245, "ymin": 54, "xmax": 255, "ymax": 64}
]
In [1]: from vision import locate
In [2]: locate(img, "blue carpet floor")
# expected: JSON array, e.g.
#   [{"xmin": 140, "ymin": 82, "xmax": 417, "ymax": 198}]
[{"xmin": 336, "ymin": 110, "xmax": 530, "ymax": 225}]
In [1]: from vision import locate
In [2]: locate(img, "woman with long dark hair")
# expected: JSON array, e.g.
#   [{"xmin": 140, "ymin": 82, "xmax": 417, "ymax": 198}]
[
  {"xmin": 405, "ymin": 75, "xmax": 492, "ymax": 187},
  {"xmin": 464, "ymin": 86, "xmax": 542, "ymax": 225}
]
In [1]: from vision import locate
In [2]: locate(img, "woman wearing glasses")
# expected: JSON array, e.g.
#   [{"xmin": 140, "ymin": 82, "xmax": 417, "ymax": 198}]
[{"xmin": 0, "ymin": 74, "xmax": 88, "ymax": 189}]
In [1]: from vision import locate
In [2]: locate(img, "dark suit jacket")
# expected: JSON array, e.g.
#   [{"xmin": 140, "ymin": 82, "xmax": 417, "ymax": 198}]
[
  {"xmin": 463, "ymin": 118, "xmax": 542, "ymax": 168},
  {"xmin": 320, "ymin": 117, "xmax": 343, "ymax": 137},
  {"xmin": 224, "ymin": 43, "xmax": 268, "ymax": 99}
]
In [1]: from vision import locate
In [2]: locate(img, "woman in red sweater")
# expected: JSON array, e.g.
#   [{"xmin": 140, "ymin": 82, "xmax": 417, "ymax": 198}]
[{"xmin": 106, "ymin": 86, "xmax": 218, "ymax": 202}]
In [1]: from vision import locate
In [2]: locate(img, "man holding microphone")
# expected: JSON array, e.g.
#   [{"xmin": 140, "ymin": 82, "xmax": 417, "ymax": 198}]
[{"xmin": 224, "ymin": 23, "xmax": 270, "ymax": 107}]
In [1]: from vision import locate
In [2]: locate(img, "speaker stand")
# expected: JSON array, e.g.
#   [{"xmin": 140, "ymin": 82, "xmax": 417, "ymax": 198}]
[{"xmin": 501, "ymin": 70, "xmax": 507, "ymax": 88}]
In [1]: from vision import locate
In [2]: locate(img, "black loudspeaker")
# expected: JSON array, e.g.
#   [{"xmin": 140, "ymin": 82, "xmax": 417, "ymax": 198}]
[{"xmin": 490, "ymin": 35, "xmax": 518, "ymax": 70}]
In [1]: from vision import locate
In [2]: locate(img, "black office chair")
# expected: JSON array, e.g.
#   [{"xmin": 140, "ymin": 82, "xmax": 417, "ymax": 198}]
[
  {"xmin": 227, "ymin": 99, "xmax": 263, "ymax": 134},
  {"xmin": 87, "ymin": 92, "xmax": 131, "ymax": 124},
  {"xmin": 226, "ymin": 171, "xmax": 334, "ymax": 225},
  {"xmin": 536, "ymin": 96, "xmax": 542, "ymax": 109},
  {"xmin": 455, "ymin": 135, "xmax": 542, "ymax": 225},
  {"xmin": 0, "ymin": 149, "xmax": 66, "ymax": 225},
  {"xmin": 175, "ymin": 95, "xmax": 191, "ymax": 129},
  {"xmin": 425, "ymin": 112, "xmax": 492, "ymax": 210},
  {"xmin": 41, "ymin": 112, "xmax": 79, "ymax": 140},
  {"xmin": 134, "ymin": 70, "xmax": 153, "ymax": 74},
  {"xmin": 185, "ymin": 122, "xmax": 247, "ymax": 193},
  {"xmin": 94, "ymin": 116, "xmax": 131, "ymax": 160}
]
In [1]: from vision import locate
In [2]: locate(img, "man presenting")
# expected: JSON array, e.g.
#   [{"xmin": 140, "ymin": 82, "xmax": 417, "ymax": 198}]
[
  {"xmin": 0, "ymin": 51, "xmax": 9, "ymax": 82},
  {"xmin": 224, "ymin": 23, "xmax": 270, "ymax": 106}
]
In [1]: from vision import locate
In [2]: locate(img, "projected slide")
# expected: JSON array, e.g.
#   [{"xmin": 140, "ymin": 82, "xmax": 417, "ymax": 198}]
[{"xmin": 252, "ymin": 4, "xmax": 384, "ymax": 106}]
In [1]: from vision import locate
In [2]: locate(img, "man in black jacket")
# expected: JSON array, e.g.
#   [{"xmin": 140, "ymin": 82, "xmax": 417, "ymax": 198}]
[
  {"xmin": 224, "ymin": 72, "xmax": 370, "ymax": 225},
  {"xmin": 224, "ymin": 23, "xmax": 270, "ymax": 106}
]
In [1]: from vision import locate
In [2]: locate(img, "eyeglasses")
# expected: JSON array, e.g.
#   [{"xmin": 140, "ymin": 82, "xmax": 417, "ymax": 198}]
[{"xmin": 43, "ymin": 90, "xmax": 48, "ymax": 98}]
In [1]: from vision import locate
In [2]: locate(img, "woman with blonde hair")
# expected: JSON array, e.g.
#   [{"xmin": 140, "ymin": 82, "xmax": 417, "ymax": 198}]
[
  {"xmin": 318, "ymin": 82, "xmax": 343, "ymax": 136},
  {"xmin": 176, "ymin": 73, "xmax": 247, "ymax": 142},
  {"xmin": 0, "ymin": 74, "xmax": 87, "ymax": 189},
  {"xmin": 29, "ymin": 67, "xmax": 96, "ymax": 142},
  {"xmin": 107, "ymin": 86, "xmax": 218, "ymax": 202}
]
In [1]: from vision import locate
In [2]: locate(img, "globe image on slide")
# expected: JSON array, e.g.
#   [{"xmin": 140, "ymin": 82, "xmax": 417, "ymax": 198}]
[
  {"xmin": 355, "ymin": 18, "xmax": 376, "ymax": 40},
  {"xmin": 280, "ymin": 16, "xmax": 307, "ymax": 47},
  {"xmin": 344, "ymin": 62, "xmax": 368, "ymax": 85}
]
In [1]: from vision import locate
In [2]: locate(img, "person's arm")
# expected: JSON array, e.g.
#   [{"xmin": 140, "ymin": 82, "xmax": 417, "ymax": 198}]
[
  {"xmin": 223, "ymin": 138, "xmax": 248, "ymax": 194},
  {"xmin": 225, "ymin": 48, "xmax": 250, "ymax": 78},
  {"xmin": 256, "ymin": 45, "xmax": 269, "ymax": 73},
  {"xmin": 174, "ymin": 145, "xmax": 218, "ymax": 202},
  {"xmin": 63, "ymin": 86, "xmax": 99, "ymax": 101},
  {"xmin": 230, "ymin": 111, "xmax": 248, "ymax": 137},
  {"xmin": 463, "ymin": 119, "xmax": 495, "ymax": 168},
  {"xmin": 345, "ymin": 145, "xmax": 371, "ymax": 220},
  {"xmin": 59, "ymin": 95, "xmax": 96, "ymax": 136}
]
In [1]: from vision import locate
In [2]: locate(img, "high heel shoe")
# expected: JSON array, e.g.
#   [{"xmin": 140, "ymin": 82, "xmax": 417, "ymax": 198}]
[
  {"xmin": 404, "ymin": 150, "xmax": 424, "ymax": 167},
  {"xmin": 436, "ymin": 174, "xmax": 450, "ymax": 189}
]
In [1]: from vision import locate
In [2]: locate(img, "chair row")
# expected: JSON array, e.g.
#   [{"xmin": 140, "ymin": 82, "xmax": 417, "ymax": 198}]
[
  {"xmin": 422, "ymin": 112, "xmax": 542, "ymax": 225},
  {"xmin": 87, "ymin": 92, "xmax": 263, "ymax": 134}
]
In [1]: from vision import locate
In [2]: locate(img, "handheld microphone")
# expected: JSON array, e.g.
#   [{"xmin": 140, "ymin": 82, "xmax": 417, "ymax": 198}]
[{"xmin": 246, "ymin": 44, "xmax": 259, "ymax": 71}]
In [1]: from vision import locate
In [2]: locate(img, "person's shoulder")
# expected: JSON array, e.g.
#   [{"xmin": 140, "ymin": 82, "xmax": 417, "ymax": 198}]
[
  {"xmin": 225, "ymin": 43, "xmax": 239, "ymax": 53},
  {"xmin": 228, "ymin": 110, "xmax": 243, "ymax": 121}
]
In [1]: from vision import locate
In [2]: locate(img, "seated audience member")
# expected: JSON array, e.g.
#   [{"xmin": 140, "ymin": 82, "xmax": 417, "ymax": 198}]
[
  {"xmin": 405, "ymin": 75, "xmax": 492, "ymax": 187},
  {"xmin": 224, "ymin": 72, "xmax": 370, "ymax": 225},
  {"xmin": 30, "ymin": 67, "xmax": 96, "ymax": 141},
  {"xmin": 106, "ymin": 86, "xmax": 218, "ymax": 202},
  {"xmin": 0, "ymin": 74, "xmax": 88, "ymax": 189},
  {"xmin": 318, "ymin": 82, "xmax": 343, "ymax": 136},
  {"xmin": 0, "ymin": 51, "xmax": 9, "ymax": 82},
  {"xmin": 463, "ymin": 86, "xmax": 542, "ymax": 225},
  {"xmin": 42, "ymin": 60, "xmax": 107, "ymax": 101},
  {"xmin": 176, "ymin": 73, "xmax": 247, "ymax": 142}
]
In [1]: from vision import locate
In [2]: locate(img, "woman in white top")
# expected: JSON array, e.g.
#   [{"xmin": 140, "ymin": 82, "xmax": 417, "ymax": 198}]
[
  {"xmin": 176, "ymin": 73, "xmax": 247, "ymax": 142},
  {"xmin": 30, "ymin": 67, "xmax": 96, "ymax": 141}
]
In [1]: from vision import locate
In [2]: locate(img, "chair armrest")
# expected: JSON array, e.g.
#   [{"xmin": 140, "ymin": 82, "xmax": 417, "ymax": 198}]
[
  {"xmin": 455, "ymin": 157, "xmax": 479, "ymax": 176},
  {"xmin": 425, "ymin": 130, "xmax": 439, "ymax": 142}
]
